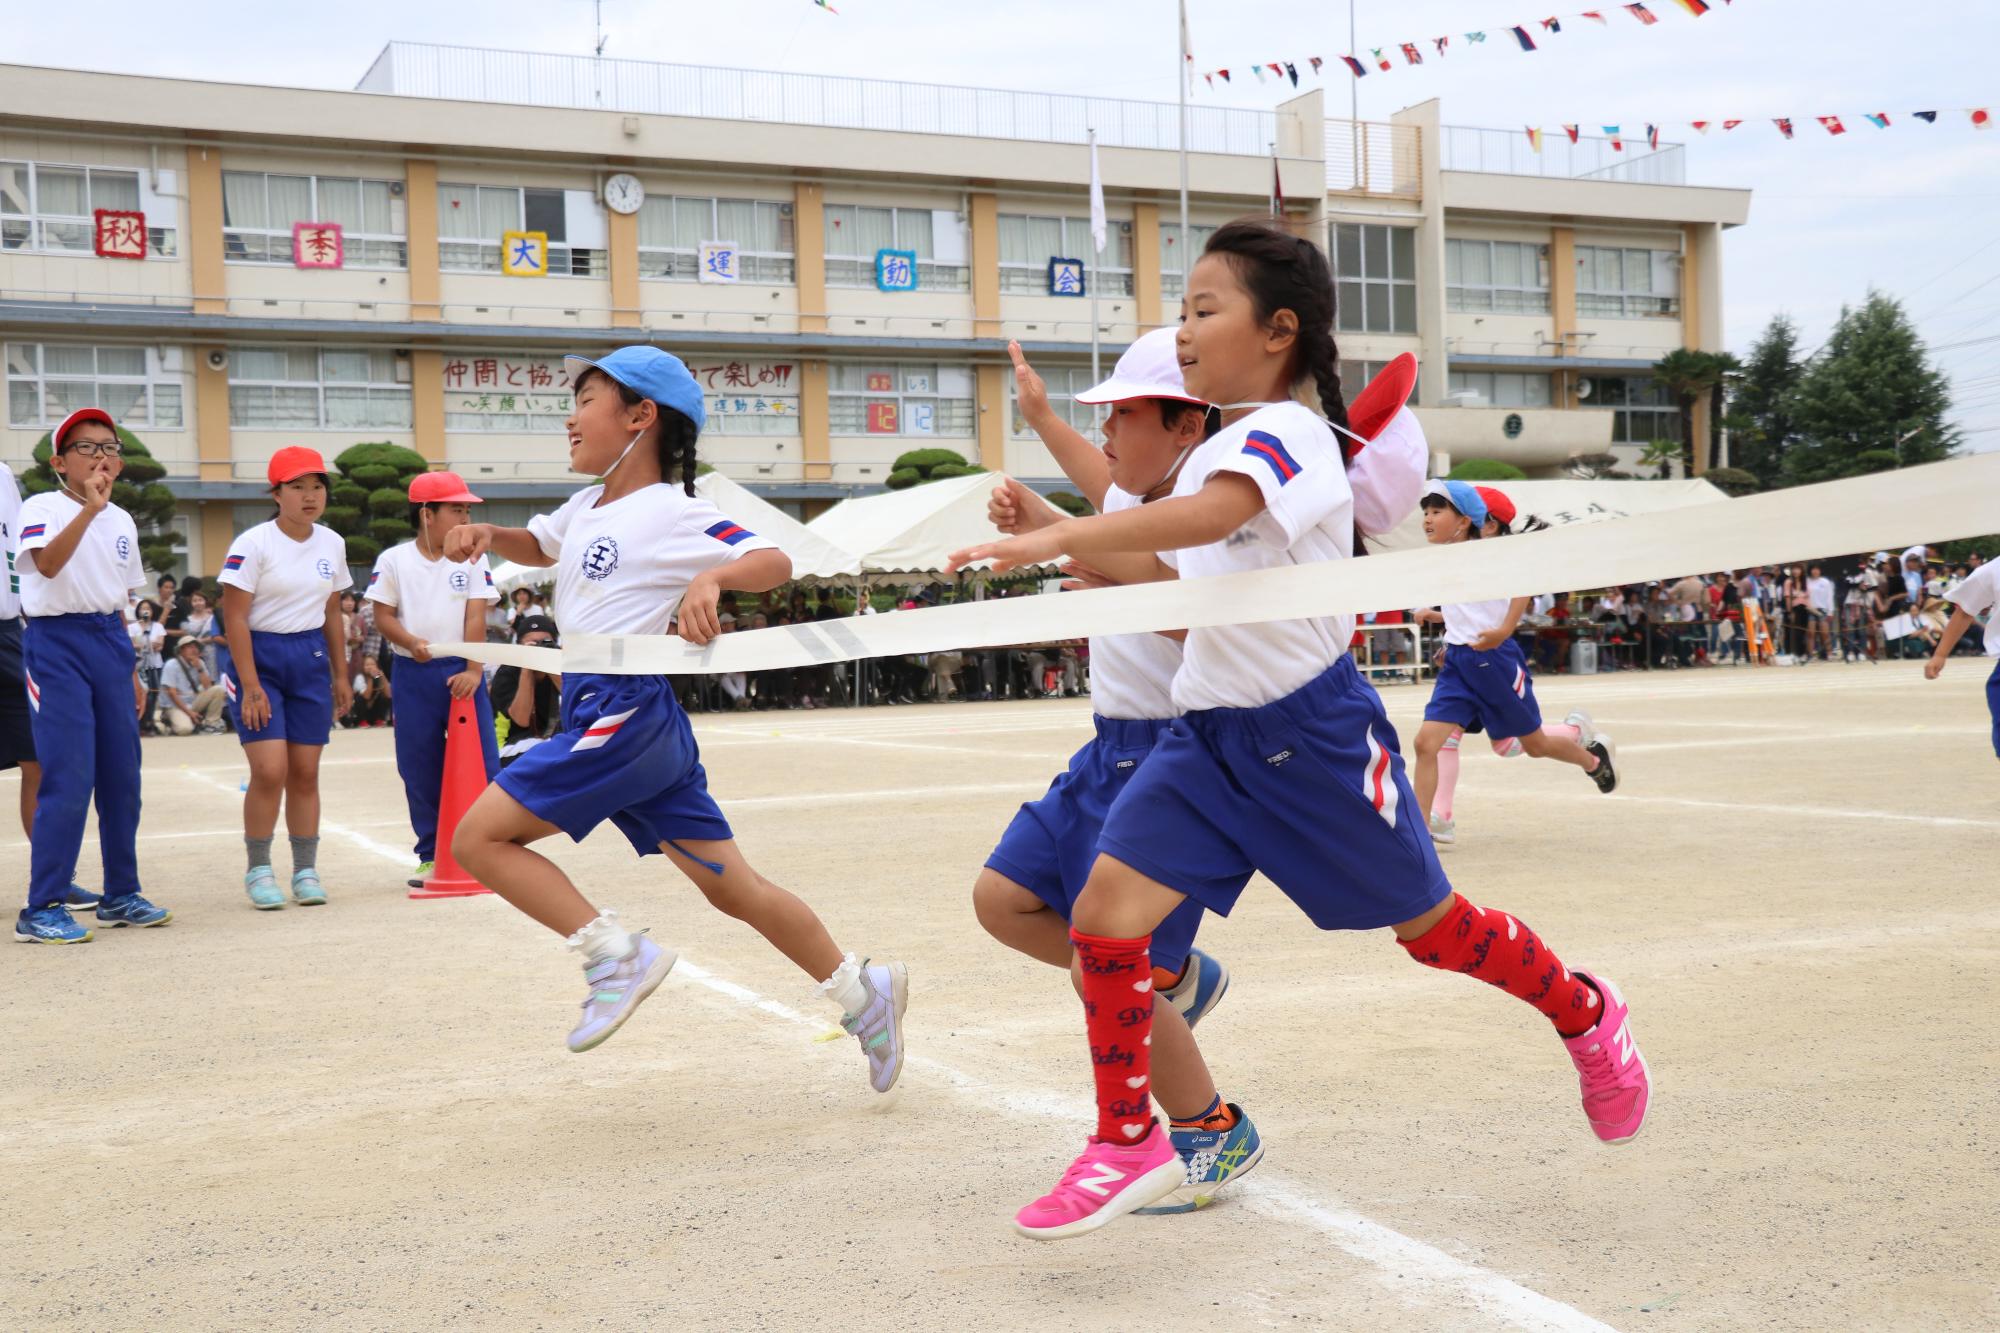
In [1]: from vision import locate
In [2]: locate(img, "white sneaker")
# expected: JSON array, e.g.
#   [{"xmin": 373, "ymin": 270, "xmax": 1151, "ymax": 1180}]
[
  {"xmin": 1429, "ymin": 812, "xmax": 1456, "ymax": 845},
  {"xmin": 1565, "ymin": 708, "xmax": 1597, "ymax": 751}
]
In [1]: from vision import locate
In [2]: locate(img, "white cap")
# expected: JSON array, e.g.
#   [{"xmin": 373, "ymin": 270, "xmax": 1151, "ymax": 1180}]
[{"xmin": 1074, "ymin": 328, "xmax": 1207, "ymax": 406}]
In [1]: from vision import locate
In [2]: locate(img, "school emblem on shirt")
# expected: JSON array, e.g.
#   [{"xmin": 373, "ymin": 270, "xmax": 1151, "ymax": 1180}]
[
  {"xmin": 316, "ymin": 558, "xmax": 334, "ymax": 580},
  {"xmin": 582, "ymin": 536, "xmax": 620, "ymax": 581},
  {"xmin": 449, "ymin": 569, "xmax": 470, "ymax": 593},
  {"xmin": 115, "ymin": 535, "xmax": 131, "ymax": 560}
]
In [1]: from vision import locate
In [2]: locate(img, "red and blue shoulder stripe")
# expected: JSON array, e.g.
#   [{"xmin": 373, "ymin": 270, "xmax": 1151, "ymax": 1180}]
[
  {"xmin": 704, "ymin": 519, "xmax": 755, "ymax": 546},
  {"xmin": 223, "ymin": 553, "xmax": 247, "ymax": 570},
  {"xmin": 1240, "ymin": 429, "xmax": 1303, "ymax": 485},
  {"xmin": 19, "ymin": 523, "xmax": 45, "ymax": 540}
]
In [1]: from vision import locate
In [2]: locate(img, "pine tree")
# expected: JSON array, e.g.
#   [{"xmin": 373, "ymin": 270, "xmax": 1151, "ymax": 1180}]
[
  {"xmin": 1730, "ymin": 314, "xmax": 1803, "ymax": 488},
  {"xmin": 1784, "ymin": 293, "xmax": 1958, "ymax": 486}
]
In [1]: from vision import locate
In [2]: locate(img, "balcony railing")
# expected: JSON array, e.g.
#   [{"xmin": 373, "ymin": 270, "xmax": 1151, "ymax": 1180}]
[
  {"xmin": 1324, "ymin": 119, "xmax": 1422, "ymax": 196},
  {"xmin": 358, "ymin": 41, "xmax": 1277, "ymax": 156},
  {"xmin": 1439, "ymin": 124, "xmax": 1686, "ymax": 186}
]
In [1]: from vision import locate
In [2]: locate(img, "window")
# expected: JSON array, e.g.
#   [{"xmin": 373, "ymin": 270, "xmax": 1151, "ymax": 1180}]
[
  {"xmin": 998, "ymin": 215, "xmax": 1132, "ymax": 297},
  {"xmin": 1159, "ymin": 221, "xmax": 1219, "ymax": 300},
  {"xmin": 222, "ymin": 172, "xmax": 407, "ymax": 268},
  {"xmin": 1010, "ymin": 366, "xmax": 1113, "ymax": 444},
  {"xmin": 1576, "ymin": 246, "xmax": 1680, "ymax": 318},
  {"xmin": 1446, "ymin": 240, "xmax": 1550, "ymax": 314},
  {"xmin": 6, "ymin": 343, "xmax": 184, "ymax": 429},
  {"xmin": 828, "ymin": 363, "xmax": 975, "ymax": 437},
  {"xmin": 228, "ymin": 347, "xmax": 411, "ymax": 431},
  {"xmin": 1582, "ymin": 375, "xmax": 1681, "ymax": 444},
  {"xmin": 822, "ymin": 205, "xmax": 969, "ymax": 292},
  {"xmin": 636, "ymin": 195, "xmax": 794, "ymax": 283},
  {"xmin": 1339, "ymin": 358, "xmax": 1420, "ymax": 404},
  {"xmin": 1332, "ymin": 223, "xmax": 1417, "ymax": 334},
  {"xmin": 0, "ymin": 160, "xmax": 177, "ymax": 257},
  {"xmin": 437, "ymin": 184, "xmax": 605, "ymax": 277},
  {"xmin": 1447, "ymin": 370, "xmax": 1551, "ymax": 409}
]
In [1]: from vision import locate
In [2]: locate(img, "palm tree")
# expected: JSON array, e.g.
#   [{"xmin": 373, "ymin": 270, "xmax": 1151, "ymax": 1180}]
[{"xmin": 1651, "ymin": 348, "xmax": 1720, "ymax": 477}]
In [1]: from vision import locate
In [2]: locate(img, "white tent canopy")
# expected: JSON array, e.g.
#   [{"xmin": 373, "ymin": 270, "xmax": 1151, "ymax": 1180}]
[
  {"xmin": 1370, "ymin": 479, "xmax": 1731, "ymax": 554},
  {"xmin": 806, "ymin": 471, "xmax": 1035, "ymax": 576}
]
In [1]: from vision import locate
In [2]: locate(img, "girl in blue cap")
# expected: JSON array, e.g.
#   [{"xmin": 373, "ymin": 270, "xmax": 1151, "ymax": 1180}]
[
  {"xmin": 445, "ymin": 346, "xmax": 907, "ymax": 1091},
  {"xmin": 1407, "ymin": 479, "xmax": 1617, "ymax": 834}
]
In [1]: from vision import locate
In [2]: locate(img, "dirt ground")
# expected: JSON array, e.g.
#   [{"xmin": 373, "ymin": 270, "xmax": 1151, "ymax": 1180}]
[{"xmin": 2, "ymin": 660, "xmax": 1996, "ymax": 1332}]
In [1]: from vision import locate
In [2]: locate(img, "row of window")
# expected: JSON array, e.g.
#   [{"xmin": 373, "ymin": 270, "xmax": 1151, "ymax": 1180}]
[{"xmin": 1, "ymin": 160, "xmax": 178, "ymax": 257}]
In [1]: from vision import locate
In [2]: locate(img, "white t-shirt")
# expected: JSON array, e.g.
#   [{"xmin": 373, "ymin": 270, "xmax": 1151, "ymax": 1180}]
[
  {"xmin": 527, "ymin": 483, "xmax": 777, "ymax": 638},
  {"xmin": 367, "ymin": 540, "xmax": 500, "ymax": 656},
  {"xmin": 130, "ymin": 618, "xmax": 165, "ymax": 670},
  {"xmin": 218, "ymin": 520, "xmax": 354, "ymax": 634},
  {"xmin": 15, "ymin": 491, "xmax": 147, "ymax": 618},
  {"xmin": 1807, "ymin": 576, "xmax": 1836, "ymax": 615},
  {"xmin": 1441, "ymin": 594, "xmax": 1512, "ymax": 646},
  {"xmin": 0, "ymin": 462, "xmax": 22, "ymax": 620},
  {"xmin": 1944, "ymin": 564, "xmax": 2000, "ymax": 656},
  {"xmin": 1164, "ymin": 401, "xmax": 1355, "ymax": 712},
  {"xmin": 1086, "ymin": 485, "xmax": 1181, "ymax": 721}
]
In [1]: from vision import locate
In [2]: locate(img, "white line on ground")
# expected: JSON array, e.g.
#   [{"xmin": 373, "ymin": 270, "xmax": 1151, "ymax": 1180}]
[
  {"xmin": 1612, "ymin": 726, "xmax": 1980, "ymax": 755},
  {"xmin": 0, "ymin": 818, "xmax": 407, "ymax": 852},
  {"xmin": 178, "ymin": 768, "xmax": 415, "ymax": 863},
  {"xmin": 726, "ymin": 781, "xmax": 1048, "ymax": 809},
  {"xmin": 1484, "ymin": 784, "xmax": 2000, "ymax": 831}
]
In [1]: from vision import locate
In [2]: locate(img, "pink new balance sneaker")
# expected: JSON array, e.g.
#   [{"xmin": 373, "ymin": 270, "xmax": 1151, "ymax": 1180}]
[
  {"xmin": 1014, "ymin": 1121, "xmax": 1183, "ymax": 1240},
  {"xmin": 1562, "ymin": 972, "xmax": 1650, "ymax": 1143}
]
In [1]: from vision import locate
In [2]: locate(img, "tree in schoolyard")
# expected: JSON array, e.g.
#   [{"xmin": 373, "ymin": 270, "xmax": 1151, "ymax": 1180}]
[
  {"xmin": 1649, "ymin": 348, "xmax": 1721, "ymax": 477},
  {"xmin": 1731, "ymin": 315, "xmax": 1805, "ymax": 489},
  {"xmin": 25, "ymin": 424, "xmax": 179, "ymax": 572},
  {"xmin": 883, "ymin": 447, "xmax": 985, "ymax": 490},
  {"xmin": 1783, "ymin": 292, "xmax": 1957, "ymax": 486},
  {"xmin": 322, "ymin": 441, "xmax": 428, "ymax": 568}
]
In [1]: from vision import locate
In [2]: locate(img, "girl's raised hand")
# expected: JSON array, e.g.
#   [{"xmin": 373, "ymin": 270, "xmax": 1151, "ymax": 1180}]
[{"xmin": 1008, "ymin": 341, "xmax": 1052, "ymax": 425}]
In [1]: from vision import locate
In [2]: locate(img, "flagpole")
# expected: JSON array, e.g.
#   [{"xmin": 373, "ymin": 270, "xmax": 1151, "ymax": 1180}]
[
  {"xmin": 1089, "ymin": 128, "xmax": 1103, "ymax": 385},
  {"xmin": 1177, "ymin": 0, "xmax": 1191, "ymax": 318}
]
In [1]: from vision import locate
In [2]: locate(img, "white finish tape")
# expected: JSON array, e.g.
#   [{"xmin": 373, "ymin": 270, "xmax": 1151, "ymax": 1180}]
[{"xmin": 439, "ymin": 453, "xmax": 2000, "ymax": 677}]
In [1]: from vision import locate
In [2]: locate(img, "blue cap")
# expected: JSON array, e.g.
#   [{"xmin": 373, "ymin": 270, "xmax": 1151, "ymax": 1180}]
[
  {"xmin": 564, "ymin": 346, "xmax": 706, "ymax": 433},
  {"xmin": 1422, "ymin": 479, "xmax": 1489, "ymax": 528}
]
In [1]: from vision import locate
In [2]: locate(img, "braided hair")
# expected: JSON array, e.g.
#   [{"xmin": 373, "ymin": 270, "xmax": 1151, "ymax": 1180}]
[
  {"xmin": 574, "ymin": 367, "xmax": 702, "ymax": 495},
  {"xmin": 1201, "ymin": 218, "xmax": 1354, "ymax": 463}
]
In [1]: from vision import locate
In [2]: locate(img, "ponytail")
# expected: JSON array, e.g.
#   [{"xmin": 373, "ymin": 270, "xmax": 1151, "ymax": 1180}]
[{"xmin": 658, "ymin": 407, "xmax": 701, "ymax": 497}]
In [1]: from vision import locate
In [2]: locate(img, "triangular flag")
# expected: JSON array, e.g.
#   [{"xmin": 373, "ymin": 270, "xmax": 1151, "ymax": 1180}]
[
  {"xmin": 1974, "ymin": 109, "xmax": 1994, "ymax": 130},
  {"xmin": 1371, "ymin": 48, "xmax": 1391, "ymax": 70},
  {"xmin": 1604, "ymin": 125, "xmax": 1623, "ymax": 150},
  {"xmin": 1308, "ymin": 56, "xmax": 1324, "ymax": 76},
  {"xmin": 1690, "ymin": 120, "xmax": 1711, "ymax": 134},
  {"xmin": 1218, "ymin": 68, "xmax": 1231, "ymax": 82},
  {"xmin": 1203, "ymin": 73, "xmax": 1213, "ymax": 89},
  {"xmin": 1465, "ymin": 30, "xmax": 1488, "ymax": 42},
  {"xmin": 1267, "ymin": 63, "xmax": 1284, "ymax": 79},
  {"xmin": 1541, "ymin": 16, "xmax": 1562, "ymax": 31},
  {"xmin": 1251, "ymin": 64, "xmax": 1267, "ymax": 82},
  {"xmin": 1434, "ymin": 35, "xmax": 1450, "ymax": 56},
  {"xmin": 1647, "ymin": 123, "xmax": 1661, "ymax": 150},
  {"xmin": 1340, "ymin": 55, "xmax": 1367, "ymax": 77},
  {"xmin": 1400, "ymin": 42, "xmax": 1423, "ymax": 65},
  {"xmin": 1722, "ymin": 118, "xmax": 1743, "ymax": 131},
  {"xmin": 1913, "ymin": 110, "xmax": 1938, "ymax": 123},
  {"xmin": 1774, "ymin": 118, "xmax": 1795, "ymax": 139},
  {"xmin": 1669, "ymin": 0, "xmax": 1710, "ymax": 14},
  {"xmin": 1581, "ymin": 9, "xmax": 1608, "ymax": 21},
  {"xmin": 1526, "ymin": 127, "xmax": 1545, "ymax": 153},
  {"xmin": 1624, "ymin": 3, "xmax": 1658, "ymax": 23},
  {"xmin": 1284, "ymin": 61, "xmax": 1299, "ymax": 86},
  {"xmin": 1562, "ymin": 123, "xmax": 1581, "ymax": 143},
  {"xmin": 1509, "ymin": 24, "xmax": 1538, "ymax": 50},
  {"xmin": 1817, "ymin": 115, "xmax": 1846, "ymax": 136},
  {"xmin": 1864, "ymin": 113, "xmax": 1890, "ymax": 129}
]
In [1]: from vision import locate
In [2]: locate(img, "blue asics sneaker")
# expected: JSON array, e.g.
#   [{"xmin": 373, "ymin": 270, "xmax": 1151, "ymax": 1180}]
[
  {"xmin": 245, "ymin": 866, "xmax": 285, "ymax": 910},
  {"xmin": 15, "ymin": 905, "xmax": 93, "ymax": 944},
  {"xmin": 568, "ymin": 935, "xmax": 677, "ymax": 1053},
  {"xmin": 1135, "ymin": 1103, "xmax": 1265, "ymax": 1215},
  {"xmin": 291, "ymin": 868, "xmax": 327, "ymax": 906},
  {"xmin": 62, "ymin": 884, "xmax": 103, "ymax": 909},
  {"xmin": 95, "ymin": 893, "xmax": 172, "ymax": 928},
  {"xmin": 1161, "ymin": 948, "xmax": 1230, "ymax": 1029}
]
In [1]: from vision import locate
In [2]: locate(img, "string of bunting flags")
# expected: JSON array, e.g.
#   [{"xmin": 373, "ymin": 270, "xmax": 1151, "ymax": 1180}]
[
  {"xmin": 1195, "ymin": 0, "xmax": 1728, "ymax": 89},
  {"xmin": 1523, "ymin": 109, "xmax": 1994, "ymax": 152}
]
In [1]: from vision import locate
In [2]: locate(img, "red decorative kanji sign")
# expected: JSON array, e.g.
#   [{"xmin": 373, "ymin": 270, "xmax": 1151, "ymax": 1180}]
[{"xmin": 93, "ymin": 209, "xmax": 147, "ymax": 260}]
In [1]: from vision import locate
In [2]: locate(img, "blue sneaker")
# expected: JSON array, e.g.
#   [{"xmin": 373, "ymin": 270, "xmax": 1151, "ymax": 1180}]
[
  {"xmin": 95, "ymin": 893, "xmax": 172, "ymax": 928},
  {"xmin": 62, "ymin": 884, "xmax": 103, "ymax": 910},
  {"xmin": 15, "ymin": 905, "xmax": 93, "ymax": 944},
  {"xmin": 567, "ymin": 935, "xmax": 677, "ymax": 1053},
  {"xmin": 245, "ymin": 866, "xmax": 285, "ymax": 910},
  {"xmin": 291, "ymin": 868, "xmax": 327, "ymax": 906},
  {"xmin": 1134, "ymin": 1103, "xmax": 1264, "ymax": 1215},
  {"xmin": 1162, "ymin": 948, "xmax": 1230, "ymax": 1029}
]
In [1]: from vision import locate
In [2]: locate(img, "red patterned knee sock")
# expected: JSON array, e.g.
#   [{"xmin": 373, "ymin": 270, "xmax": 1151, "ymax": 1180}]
[
  {"xmin": 1071, "ymin": 928, "xmax": 1156, "ymax": 1143},
  {"xmin": 1400, "ymin": 894, "xmax": 1602, "ymax": 1038}
]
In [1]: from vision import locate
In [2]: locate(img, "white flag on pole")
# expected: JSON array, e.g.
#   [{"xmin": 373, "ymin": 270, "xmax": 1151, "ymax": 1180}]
[{"xmin": 1088, "ymin": 131, "xmax": 1107, "ymax": 254}]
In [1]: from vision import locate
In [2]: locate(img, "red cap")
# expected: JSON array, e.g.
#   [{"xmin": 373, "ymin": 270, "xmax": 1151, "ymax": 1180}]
[
  {"xmin": 1345, "ymin": 352, "xmax": 1418, "ymax": 446},
  {"xmin": 268, "ymin": 446, "xmax": 329, "ymax": 485},
  {"xmin": 1474, "ymin": 486, "xmax": 1516, "ymax": 527},
  {"xmin": 52, "ymin": 408, "xmax": 117, "ymax": 449},
  {"xmin": 408, "ymin": 471, "xmax": 483, "ymax": 504}
]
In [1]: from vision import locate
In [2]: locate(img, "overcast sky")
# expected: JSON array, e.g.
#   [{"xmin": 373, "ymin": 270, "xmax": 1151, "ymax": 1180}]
[{"xmin": 10, "ymin": 0, "xmax": 1997, "ymax": 446}]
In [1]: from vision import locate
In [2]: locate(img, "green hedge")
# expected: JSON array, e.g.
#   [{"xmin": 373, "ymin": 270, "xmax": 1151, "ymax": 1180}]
[
  {"xmin": 891, "ymin": 447, "xmax": 970, "ymax": 475},
  {"xmin": 336, "ymin": 441, "xmax": 428, "ymax": 476},
  {"xmin": 367, "ymin": 486, "xmax": 408, "ymax": 516},
  {"xmin": 883, "ymin": 468, "xmax": 921, "ymax": 490},
  {"xmin": 368, "ymin": 517, "xmax": 414, "ymax": 546},
  {"xmin": 342, "ymin": 534, "xmax": 382, "ymax": 566},
  {"xmin": 929, "ymin": 463, "xmax": 985, "ymax": 479},
  {"xmin": 1447, "ymin": 459, "xmax": 1528, "ymax": 481}
]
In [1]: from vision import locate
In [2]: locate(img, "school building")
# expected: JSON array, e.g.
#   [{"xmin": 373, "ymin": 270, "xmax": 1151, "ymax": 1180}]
[{"xmin": 0, "ymin": 44, "xmax": 1752, "ymax": 577}]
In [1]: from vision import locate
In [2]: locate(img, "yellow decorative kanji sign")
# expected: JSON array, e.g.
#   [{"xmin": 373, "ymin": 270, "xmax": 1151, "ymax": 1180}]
[{"xmin": 501, "ymin": 230, "xmax": 548, "ymax": 277}]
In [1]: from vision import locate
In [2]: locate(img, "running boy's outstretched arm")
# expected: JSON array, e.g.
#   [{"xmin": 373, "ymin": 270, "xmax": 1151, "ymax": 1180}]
[
  {"xmin": 1925, "ymin": 608, "xmax": 1979, "ymax": 679},
  {"xmin": 679, "ymin": 547, "xmax": 791, "ymax": 645},
  {"xmin": 444, "ymin": 522, "xmax": 554, "ymax": 568},
  {"xmin": 949, "ymin": 473, "xmax": 1265, "ymax": 573}
]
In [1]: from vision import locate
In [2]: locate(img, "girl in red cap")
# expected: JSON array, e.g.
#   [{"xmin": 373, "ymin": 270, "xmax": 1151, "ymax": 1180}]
[
  {"xmin": 217, "ymin": 446, "xmax": 353, "ymax": 910},
  {"xmin": 366, "ymin": 471, "xmax": 503, "ymax": 889}
]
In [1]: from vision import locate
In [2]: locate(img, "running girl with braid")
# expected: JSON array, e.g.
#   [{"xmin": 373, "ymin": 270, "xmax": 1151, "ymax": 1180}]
[
  {"xmin": 1409, "ymin": 480, "xmax": 1617, "ymax": 843},
  {"xmin": 951, "ymin": 218, "xmax": 1650, "ymax": 1239},
  {"xmin": 444, "ymin": 346, "xmax": 908, "ymax": 1090}
]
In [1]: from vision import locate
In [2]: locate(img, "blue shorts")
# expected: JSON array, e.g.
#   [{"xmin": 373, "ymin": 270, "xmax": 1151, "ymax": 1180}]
[
  {"xmin": 1423, "ymin": 639, "xmax": 1543, "ymax": 739},
  {"xmin": 1987, "ymin": 659, "xmax": 1999, "ymax": 759},
  {"xmin": 225, "ymin": 629, "xmax": 334, "ymax": 747},
  {"xmin": 985, "ymin": 715, "xmax": 1213, "ymax": 975},
  {"xmin": 0, "ymin": 619, "xmax": 33, "ymax": 770},
  {"xmin": 1098, "ymin": 655, "xmax": 1452, "ymax": 932},
  {"xmin": 497, "ymin": 672, "xmax": 732, "ymax": 857}
]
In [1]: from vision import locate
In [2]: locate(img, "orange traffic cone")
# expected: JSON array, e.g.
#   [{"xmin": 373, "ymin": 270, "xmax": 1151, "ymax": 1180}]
[{"xmin": 409, "ymin": 697, "xmax": 493, "ymax": 900}]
